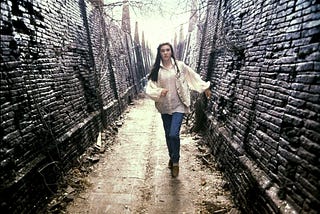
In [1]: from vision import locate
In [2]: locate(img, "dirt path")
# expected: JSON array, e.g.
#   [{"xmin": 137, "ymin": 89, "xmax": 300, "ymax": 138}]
[{"xmin": 65, "ymin": 97, "xmax": 239, "ymax": 214}]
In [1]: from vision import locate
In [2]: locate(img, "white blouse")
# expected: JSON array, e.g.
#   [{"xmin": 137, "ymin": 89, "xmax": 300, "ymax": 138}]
[{"xmin": 146, "ymin": 59, "xmax": 210, "ymax": 114}]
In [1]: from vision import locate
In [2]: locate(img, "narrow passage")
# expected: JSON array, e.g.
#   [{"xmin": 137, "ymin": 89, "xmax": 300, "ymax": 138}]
[{"xmin": 66, "ymin": 96, "xmax": 238, "ymax": 213}]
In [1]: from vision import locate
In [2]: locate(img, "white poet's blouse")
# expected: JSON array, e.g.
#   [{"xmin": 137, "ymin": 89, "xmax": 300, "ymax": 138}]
[{"xmin": 146, "ymin": 58, "xmax": 210, "ymax": 114}]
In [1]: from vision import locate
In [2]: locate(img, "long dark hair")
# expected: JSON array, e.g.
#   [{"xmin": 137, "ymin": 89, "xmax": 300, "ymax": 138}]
[{"xmin": 148, "ymin": 42, "xmax": 179, "ymax": 82}]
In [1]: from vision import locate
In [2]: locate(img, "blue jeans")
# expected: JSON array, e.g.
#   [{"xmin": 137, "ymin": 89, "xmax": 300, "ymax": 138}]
[{"xmin": 161, "ymin": 113, "xmax": 184, "ymax": 164}]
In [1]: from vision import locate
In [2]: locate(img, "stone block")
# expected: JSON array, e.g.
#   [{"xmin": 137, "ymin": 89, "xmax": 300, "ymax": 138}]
[{"xmin": 283, "ymin": 113, "xmax": 303, "ymax": 127}]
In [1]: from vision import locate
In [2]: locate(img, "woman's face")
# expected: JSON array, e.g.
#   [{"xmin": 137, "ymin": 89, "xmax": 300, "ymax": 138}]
[{"xmin": 160, "ymin": 45, "xmax": 172, "ymax": 61}]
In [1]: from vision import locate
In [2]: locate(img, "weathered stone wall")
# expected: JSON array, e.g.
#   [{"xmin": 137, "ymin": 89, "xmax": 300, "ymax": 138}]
[
  {"xmin": 186, "ymin": 0, "xmax": 320, "ymax": 213},
  {"xmin": 0, "ymin": 0, "xmax": 149, "ymax": 213}
]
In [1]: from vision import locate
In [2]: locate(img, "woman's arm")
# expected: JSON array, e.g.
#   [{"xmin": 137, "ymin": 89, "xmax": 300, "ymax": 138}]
[
  {"xmin": 182, "ymin": 62, "xmax": 211, "ymax": 93},
  {"xmin": 145, "ymin": 80, "xmax": 166, "ymax": 102}
]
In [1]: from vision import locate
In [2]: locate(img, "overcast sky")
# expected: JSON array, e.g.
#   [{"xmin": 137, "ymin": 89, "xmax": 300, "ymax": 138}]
[
  {"xmin": 104, "ymin": 0, "xmax": 192, "ymax": 52},
  {"xmin": 133, "ymin": 0, "xmax": 190, "ymax": 51}
]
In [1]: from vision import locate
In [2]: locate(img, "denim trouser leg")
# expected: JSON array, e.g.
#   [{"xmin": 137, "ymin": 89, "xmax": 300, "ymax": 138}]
[
  {"xmin": 161, "ymin": 112, "xmax": 184, "ymax": 164},
  {"xmin": 161, "ymin": 114, "xmax": 172, "ymax": 159}
]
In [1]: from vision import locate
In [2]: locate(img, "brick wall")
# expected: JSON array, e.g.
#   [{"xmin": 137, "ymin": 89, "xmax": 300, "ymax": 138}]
[
  {"xmin": 0, "ymin": 0, "xmax": 149, "ymax": 213},
  {"xmin": 186, "ymin": 0, "xmax": 320, "ymax": 213}
]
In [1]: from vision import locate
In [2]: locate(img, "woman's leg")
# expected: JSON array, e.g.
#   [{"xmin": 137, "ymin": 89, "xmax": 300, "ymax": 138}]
[
  {"xmin": 161, "ymin": 114, "xmax": 173, "ymax": 160},
  {"xmin": 169, "ymin": 112, "xmax": 184, "ymax": 164}
]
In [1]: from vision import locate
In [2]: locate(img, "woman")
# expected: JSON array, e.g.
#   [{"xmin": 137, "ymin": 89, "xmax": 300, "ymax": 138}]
[{"xmin": 145, "ymin": 42, "xmax": 211, "ymax": 177}]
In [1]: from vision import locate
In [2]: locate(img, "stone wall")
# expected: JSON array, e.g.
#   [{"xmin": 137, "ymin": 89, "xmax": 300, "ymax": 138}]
[
  {"xmin": 186, "ymin": 0, "xmax": 320, "ymax": 213},
  {"xmin": 0, "ymin": 0, "xmax": 149, "ymax": 213}
]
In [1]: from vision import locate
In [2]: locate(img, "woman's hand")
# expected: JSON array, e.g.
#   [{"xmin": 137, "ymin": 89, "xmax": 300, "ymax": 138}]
[
  {"xmin": 161, "ymin": 89, "xmax": 169, "ymax": 97},
  {"xmin": 205, "ymin": 88, "xmax": 211, "ymax": 99}
]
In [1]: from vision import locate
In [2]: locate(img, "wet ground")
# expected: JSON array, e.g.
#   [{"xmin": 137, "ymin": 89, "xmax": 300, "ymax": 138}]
[{"xmin": 63, "ymin": 96, "xmax": 240, "ymax": 214}]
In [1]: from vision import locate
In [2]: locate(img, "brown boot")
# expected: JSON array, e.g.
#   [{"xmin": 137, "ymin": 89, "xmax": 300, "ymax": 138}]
[
  {"xmin": 171, "ymin": 165, "xmax": 179, "ymax": 177},
  {"xmin": 168, "ymin": 160, "xmax": 173, "ymax": 169}
]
